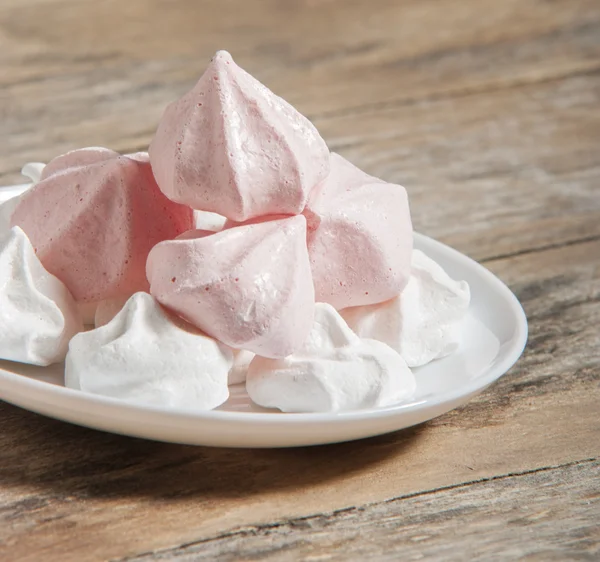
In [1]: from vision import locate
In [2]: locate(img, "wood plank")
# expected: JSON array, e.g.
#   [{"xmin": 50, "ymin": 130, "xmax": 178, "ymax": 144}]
[
  {"xmin": 1, "ymin": 1, "xmax": 599, "ymax": 559},
  {"xmin": 1, "ymin": 6, "xmax": 598, "ymax": 265},
  {"xmin": 2, "ymin": 0, "xmax": 598, "ymax": 101},
  {"xmin": 1, "ymin": 0, "xmax": 599, "ymax": 184},
  {"xmin": 122, "ymin": 460, "xmax": 600, "ymax": 561},
  {"xmin": 3, "ymin": 72, "xmax": 598, "ymax": 265},
  {"xmin": 1, "ymin": 239, "xmax": 599, "ymax": 561},
  {"xmin": 317, "ymin": 73, "xmax": 600, "ymax": 262}
]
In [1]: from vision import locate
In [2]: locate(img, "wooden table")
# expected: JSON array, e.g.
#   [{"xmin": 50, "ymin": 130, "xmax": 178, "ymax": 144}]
[{"xmin": 1, "ymin": 1, "xmax": 599, "ymax": 560}]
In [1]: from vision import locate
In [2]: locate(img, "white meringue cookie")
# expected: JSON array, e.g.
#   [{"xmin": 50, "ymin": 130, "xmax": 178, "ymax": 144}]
[
  {"xmin": 228, "ymin": 349, "xmax": 255, "ymax": 385},
  {"xmin": 21, "ymin": 162, "xmax": 46, "ymax": 183},
  {"xmin": 148, "ymin": 215, "xmax": 315, "ymax": 359},
  {"xmin": 193, "ymin": 209, "xmax": 227, "ymax": 233},
  {"xmin": 341, "ymin": 250, "xmax": 471, "ymax": 367},
  {"xmin": 0, "ymin": 227, "xmax": 83, "ymax": 366},
  {"xmin": 66, "ymin": 292, "xmax": 233, "ymax": 410},
  {"xmin": 0, "ymin": 162, "xmax": 43, "ymax": 236},
  {"xmin": 246, "ymin": 303, "xmax": 415, "ymax": 412},
  {"xmin": 0, "ymin": 196, "xmax": 21, "ymax": 237}
]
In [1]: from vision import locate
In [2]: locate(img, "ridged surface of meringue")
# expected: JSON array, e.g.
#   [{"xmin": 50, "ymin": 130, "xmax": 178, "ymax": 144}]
[
  {"xmin": 147, "ymin": 215, "xmax": 315, "ymax": 358},
  {"xmin": 149, "ymin": 50, "xmax": 330, "ymax": 221},
  {"xmin": 11, "ymin": 148, "xmax": 194, "ymax": 303},
  {"xmin": 66, "ymin": 292, "xmax": 232, "ymax": 410},
  {"xmin": 0, "ymin": 196, "xmax": 21, "ymax": 237},
  {"xmin": 341, "ymin": 250, "xmax": 471, "ymax": 367},
  {"xmin": 0, "ymin": 162, "xmax": 46, "ymax": 236},
  {"xmin": 246, "ymin": 303, "xmax": 416, "ymax": 412},
  {"xmin": 0, "ymin": 227, "xmax": 83, "ymax": 366},
  {"xmin": 304, "ymin": 153, "xmax": 413, "ymax": 310}
]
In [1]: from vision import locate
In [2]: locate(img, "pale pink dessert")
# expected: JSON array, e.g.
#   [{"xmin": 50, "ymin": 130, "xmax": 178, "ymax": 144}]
[
  {"xmin": 149, "ymin": 50, "xmax": 330, "ymax": 222},
  {"xmin": 11, "ymin": 149, "xmax": 194, "ymax": 303},
  {"xmin": 146, "ymin": 215, "xmax": 315, "ymax": 358},
  {"xmin": 304, "ymin": 153, "xmax": 413, "ymax": 310},
  {"xmin": 3, "ymin": 51, "xmax": 471, "ymax": 415},
  {"xmin": 40, "ymin": 147, "xmax": 119, "ymax": 181}
]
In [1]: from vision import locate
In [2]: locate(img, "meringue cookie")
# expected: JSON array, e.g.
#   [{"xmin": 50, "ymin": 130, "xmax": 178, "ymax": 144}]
[
  {"xmin": 341, "ymin": 250, "xmax": 470, "ymax": 367},
  {"xmin": 66, "ymin": 292, "xmax": 232, "ymax": 410},
  {"xmin": 147, "ymin": 215, "xmax": 315, "ymax": 358},
  {"xmin": 304, "ymin": 152, "xmax": 413, "ymax": 310},
  {"xmin": 40, "ymin": 147, "xmax": 119, "ymax": 181},
  {"xmin": 246, "ymin": 303, "xmax": 416, "ymax": 412},
  {"xmin": 0, "ymin": 196, "xmax": 21, "ymax": 237},
  {"xmin": 0, "ymin": 227, "xmax": 83, "ymax": 366},
  {"xmin": 11, "ymin": 148, "xmax": 194, "ymax": 303},
  {"xmin": 0, "ymin": 163, "xmax": 45, "ymax": 236},
  {"xmin": 149, "ymin": 50, "xmax": 330, "ymax": 222},
  {"xmin": 228, "ymin": 349, "xmax": 255, "ymax": 385},
  {"xmin": 125, "ymin": 151, "xmax": 150, "ymax": 163},
  {"xmin": 193, "ymin": 209, "xmax": 227, "ymax": 232},
  {"xmin": 21, "ymin": 162, "xmax": 46, "ymax": 183}
]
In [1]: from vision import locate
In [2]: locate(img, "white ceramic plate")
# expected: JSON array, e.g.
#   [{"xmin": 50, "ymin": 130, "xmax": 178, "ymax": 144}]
[{"xmin": 0, "ymin": 184, "xmax": 527, "ymax": 448}]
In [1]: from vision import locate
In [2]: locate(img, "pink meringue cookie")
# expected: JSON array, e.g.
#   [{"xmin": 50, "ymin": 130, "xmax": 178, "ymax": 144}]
[
  {"xmin": 149, "ymin": 50, "xmax": 330, "ymax": 222},
  {"xmin": 40, "ymin": 147, "xmax": 119, "ymax": 181},
  {"xmin": 11, "ymin": 148, "xmax": 194, "ymax": 303},
  {"xmin": 304, "ymin": 152, "xmax": 413, "ymax": 310},
  {"xmin": 147, "ymin": 215, "xmax": 315, "ymax": 358}
]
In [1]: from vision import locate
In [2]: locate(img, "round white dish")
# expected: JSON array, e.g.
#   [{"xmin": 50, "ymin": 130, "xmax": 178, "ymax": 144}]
[{"xmin": 0, "ymin": 184, "xmax": 527, "ymax": 448}]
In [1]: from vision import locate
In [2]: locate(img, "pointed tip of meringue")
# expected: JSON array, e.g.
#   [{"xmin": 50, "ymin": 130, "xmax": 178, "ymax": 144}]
[
  {"xmin": 212, "ymin": 50, "xmax": 234, "ymax": 63},
  {"xmin": 4, "ymin": 225, "xmax": 29, "ymax": 253},
  {"xmin": 204, "ymin": 50, "xmax": 238, "ymax": 85},
  {"xmin": 0, "ymin": 225, "xmax": 83, "ymax": 366},
  {"xmin": 21, "ymin": 162, "xmax": 46, "ymax": 184},
  {"xmin": 303, "ymin": 302, "xmax": 359, "ymax": 352}
]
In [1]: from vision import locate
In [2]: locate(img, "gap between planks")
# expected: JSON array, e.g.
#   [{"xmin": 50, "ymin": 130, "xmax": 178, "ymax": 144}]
[
  {"xmin": 115, "ymin": 457, "xmax": 598, "ymax": 562},
  {"xmin": 479, "ymin": 234, "xmax": 600, "ymax": 264},
  {"xmin": 307, "ymin": 62, "xmax": 600, "ymax": 122},
  {"xmin": 2, "ymin": 60, "xmax": 599, "ymax": 183}
]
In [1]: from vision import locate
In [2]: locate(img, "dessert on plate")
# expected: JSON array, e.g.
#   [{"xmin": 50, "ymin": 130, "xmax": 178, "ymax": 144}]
[{"xmin": 0, "ymin": 51, "xmax": 470, "ymax": 413}]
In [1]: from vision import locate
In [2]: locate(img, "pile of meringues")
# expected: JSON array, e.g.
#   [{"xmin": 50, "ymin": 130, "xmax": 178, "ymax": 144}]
[{"xmin": 0, "ymin": 51, "xmax": 469, "ymax": 412}]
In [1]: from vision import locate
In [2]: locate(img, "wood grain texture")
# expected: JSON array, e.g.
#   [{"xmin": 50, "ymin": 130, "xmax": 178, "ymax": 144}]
[
  {"xmin": 1, "ymin": 0, "xmax": 599, "ymax": 181},
  {"xmin": 1, "ymin": 1, "xmax": 598, "ymax": 264},
  {"xmin": 1, "ymin": 240, "xmax": 599, "ymax": 561},
  {"xmin": 123, "ymin": 460, "xmax": 600, "ymax": 562},
  {"xmin": 1, "ymin": 0, "xmax": 599, "ymax": 560},
  {"xmin": 321, "ymin": 73, "xmax": 600, "ymax": 262}
]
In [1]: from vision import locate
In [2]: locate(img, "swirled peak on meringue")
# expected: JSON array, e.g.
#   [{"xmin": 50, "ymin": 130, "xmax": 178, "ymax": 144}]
[
  {"xmin": 341, "ymin": 250, "xmax": 471, "ymax": 367},
  {"xmin": 0, "ymin": 227, "xmax": 83, "ymax": 366},
  {"xmin": 304, "ymin": 152, "xmax": 413, "ymax": 310},
  {"xmin": 66, "ymin": 292, "xmax": 232, "ymax": 410},
  {"xmin": 149, "ymin": 50, "xmax": 330, "ymax": 222},
  {"xmin": 10, "ymin": 148, "xmax": 194, "ymax": 304},
  {"xmin": 246, "ymin": 303, "xmax": 416, "ymax": 413},
  {"xmin": 0, "ymin": 162, "xmax": 46, "ymax": 237},
  {"xmin": 147, "ymin": 215, "xmax": 315, "ymax": 358}
]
